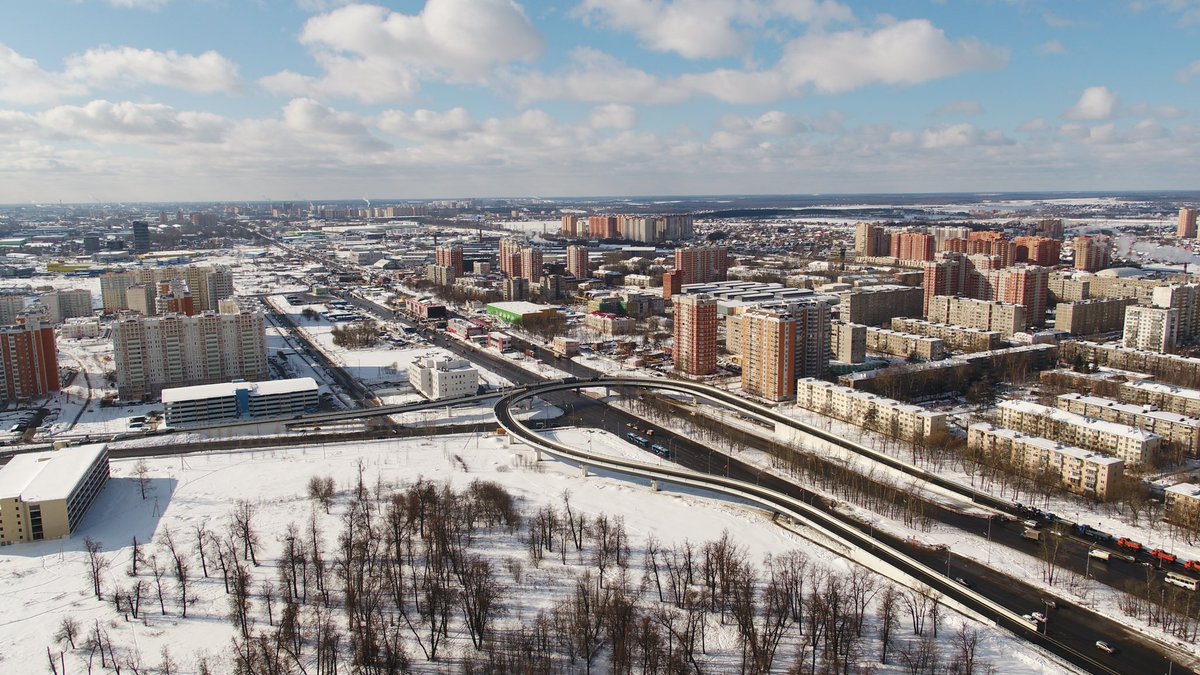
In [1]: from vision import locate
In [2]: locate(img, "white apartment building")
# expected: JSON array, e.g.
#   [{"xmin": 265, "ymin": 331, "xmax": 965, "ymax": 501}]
[
  {"xmin": 112, "ymin": 311, "xmax": 269, "ymax": 400},
  {"xmin": 889, "ymin": 317, "xmax": 1000, "ymax": 352},
  {"xmin": 162, "ymin": 377, "xmax": 319, "ymax": 427},
  {"xmin": 967, "ymin": 424, "xmax": 1124, "ymax": 499},
  {"xmin": 59, "ymin": 317, "xmax": 103, "ymax": 339},
  {"xmin": 864, "ymin": 326, "xmax": 945, "ymax": 361},
  {"xmin": 1166, "ymin": 482, "xmax": 1200, "ymax": 524},
  {"xmin": 996, "ymin": 399, "xmax": 1159, "ymax": 466},
  {"xmin": 0, "ymin": 294, "xmax": 25, "ymax": 325},
  {"xmin": 1120, "ymin": 380, "xmax": 1200, "ymax": 418},
  {"xmin": 1057, "ymin": 393, "xmax": 1200, "ymax": 456},
  {"xmin": 927, "ymin": 296, "xmax": 1027, "ymax": 336},
  {"xmin": 407, "ymin": 356, "xmax": 479, "ymax": 400},
  {"xmin": 796, "ymin": 377, "xmax": 946, "ymax": 441},
  {"xmin": 1123, "ymin": 305, "xmax": 1179, "ymax": 353}
]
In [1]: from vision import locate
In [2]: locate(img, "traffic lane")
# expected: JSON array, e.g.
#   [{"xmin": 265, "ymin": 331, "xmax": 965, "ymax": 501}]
[{"xmin": 556, "ymin": 393, "xmax": 1171, "ymax": 674}]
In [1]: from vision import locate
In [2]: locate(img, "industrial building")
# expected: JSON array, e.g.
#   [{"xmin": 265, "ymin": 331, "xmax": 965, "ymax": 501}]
[{"xmin": 162, "ymin": 377, "xmax": 319, "ymax": 427}]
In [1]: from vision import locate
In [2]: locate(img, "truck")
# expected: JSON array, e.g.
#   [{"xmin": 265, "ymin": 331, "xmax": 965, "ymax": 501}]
[
  {"xmin": 1088, "ymin": 549, "xmax": 1111, "ymax": 562},
  {"xmin": 1151, "ymin": 549, "xmax": 1178, "ymax": 564},
  {"xmin": 1021, "ymin": 528, "xmax": 1042, "ymax": 542},
  {"xmin": 1117, "ymin": 537, "xmax": 1143, "ymax": 552}
]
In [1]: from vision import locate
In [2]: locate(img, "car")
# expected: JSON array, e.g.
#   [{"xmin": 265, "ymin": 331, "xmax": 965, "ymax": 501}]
[
  {"xmin": 1031, "ymin": 612, "xmax": 1047, "ymax": 623},
  {"xmin": 1095, "ymin": 640, "xmax": 1116, "ymax": 654},
  {"xmin": 1043, "ymin": 599, "xmax": 1057, "ymax": 610},
  {"xmin": 953, "ymin": 577, "xmax": 971, "ymax": 588}
]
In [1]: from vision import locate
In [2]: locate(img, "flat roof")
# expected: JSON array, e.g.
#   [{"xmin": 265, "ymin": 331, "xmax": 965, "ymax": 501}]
[
  {"xmin": 487, "ymin": 301, "xmax": 552, "ymax": 315},
  {"xmin": 162, "ymin": 377, "xmax": 318, "ymax": 404},
  {"xmin": 969, "ymin": 424, "xmax": 1124, "ymax": 465},
  {"xmin": 1166, "ymin": 482, "xmax": 1200, "ymax": 498},
  {"xmin": 998, "ymin": 400, "xmax": 1158, "ymax": 441},
  {"xmin": 1123, "ymin": 379, "xmax": 1200, "ymax": 401},
  {"xmin": 0, "ymin": 444, "xmax": 108, "ymax": 502}
]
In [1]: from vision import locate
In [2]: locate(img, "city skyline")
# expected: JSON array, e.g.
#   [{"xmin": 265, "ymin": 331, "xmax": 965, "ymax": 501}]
[{"xmin": 2, "ymin": 0, "xmax": 1200, "ymax": 202}]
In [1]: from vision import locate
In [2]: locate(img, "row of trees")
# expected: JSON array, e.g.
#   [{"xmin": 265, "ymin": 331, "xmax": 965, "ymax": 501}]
[
  {"xmin": 330, "ymin": 320, "xmax": 380, "ymax": 349},
  {"xmin": 53, "ymin": 467, "xmax": 997, "ymax": 673}
]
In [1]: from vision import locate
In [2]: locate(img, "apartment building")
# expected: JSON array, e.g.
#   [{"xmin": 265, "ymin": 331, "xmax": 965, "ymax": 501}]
[
  {"xmin": 0, "ymin": 295, "xmax": 25, "ymax": 325},
  {"xmin": 111, "ymin": 311, "xmax": 269, "ymax": 400},
  {"xmin": 566, "ymin": 245, "xmax": 589, "ymax": 280},
  {"xmin": 100, "ymin": 265, "xmax": 233, "ymax": 313},
  {"xmin": 0, "ymin": 444, "xmax": 110, "ymax": 544},
  {"xmin": 1057, "ymin": 393, "xmax": 1200, "ymax": 456},
  {"xmin": 864, "ymin": 326, "xmax": 946, "ymax": 361},
  {"xmin": 739, "ymin": 308, "xmax": 796, "ymax": 401},
  {"xmin": 673, "ymin": 293, "xmax": 717, "ymax": 376},
  {"xmin": 967, "ymin": 424, "xmax": 1123, "ymax": 499},
  {"xmin": 1152, "ymin": 284, "xmax": 1200, "ymax": 341},
  {"xmin": 889, "ymin": 317, "xmax": 1000, "ymax": 352},
  {"xmin": 427, "ymin": 264, "xmax": 456, "ymax": 286},
  {"xmin": 831, "ymin": 321, "xmax": 866, "ymax": 363},
  {"xmin": 1055, "ymin": 297, "xmax": 1137, "ymax": 336},
  {"xmin": 407, "ymin": 356, "xmax": 479, "ymax": 400},
  {"xmin": 674, "ymin": 246, "xmax": 730, "ymax": 285},
  {"xmin": 1166, "ymin": 482, "xmax": 1200, "ymax": 524},
  {"xmin": 1120, "ymin": 380, "xmax": 1200, "ymax": 418},
  {"xmin": 520, "ymin": 247, "xmax": 544, "ymax": 283},
  {"xmin": 1179, "ymin": 208, "xmax": 1198, "ymax": 239},
  {"xmin": 584, "ymin": 312, "xmax": 637, "ymax": 336},
  {"xmin": 1073, "ymin": 235, "xmax": 1112, "ymax": 272},
  {"xmin": 1047, "ymin": 272, "xmax": 1089, "ymax": 303},
  {"xmin": 996, "ymin": 399, "xmax": 1159, "ymax": 466},
  {"xmin": 927, "ymin": 295, "xmax": 1027, "ymax": 336},
  {"xmin": 795, "ymin": 377, "xmax": 946, "ymax": 441},
  {"xmin": 1123, "ymin": 305, "xmax": 1179, "ymax": 353},
  {"xmin": 0, "ymin": 323, "xmax": 58, "ymax": 401},
  {"xmin": 163, "ymin": 377, "xmax": 319, "ymax": 427},
  {"xmin": 39, "ymin": 289, "xmax": 92, "ymax": 323},
  {"xmin": 435, "ymin": 245, "xmax": 464, "ymax": 276},
  {"xmin": 841, "ymin": 286, "xmax": 924, "ymax": 327}
]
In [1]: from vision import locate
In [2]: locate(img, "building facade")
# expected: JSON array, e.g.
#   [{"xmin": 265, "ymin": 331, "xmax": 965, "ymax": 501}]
[
  {"xmin": 0, "ymin": 444, "xmax": 110, "ymax": 544},
  {"xmin": 967, "ymin": 424, "xmax": 1123, "ymax": 499},
  {"xmin": 1057, "ymin": 392, "xmax": 1200, "ymax": 457},
  {"xmin": 40, "ymin": 289, "xmax": 92, "ymax": 323},
  {"xmin": 674, "ymin": 246, "xmax": 730, "ymax": 285},
  {"xmin": 996, "ymin": 399, "xmax": 1159, "ymax": 466},
  {"xmin": 673, "ymin": 293, "xmax": 717, "ymax": 376},
  {"xmin": 407, "ymin": 356, "xmax": 478, "ymax": 400},
  {"xmin": 0, "ymin": 323, "xmax": 58, "ymax": 401},
  {"xmin": 1055, "ymin": 297, "xmax": 1137, "ymax": 336},
  {"xmin": 738, "ymin": 309, "xmax": 795, "ymax": 401},
  {"xmin": 163, "ymin": 377, "xmax": 319, "ymax": 426},
  {"xmin": 796, "ymin": 378, "xmax": 946, "ymax": 441},
  {"xmin": 889, "ymin": 318, "xmax": 1000, "ymax": 352},
  {"xmin": 566, "ymin": 245, "xmax": 589, "ymax": 280},
  {"xmin": 111, "ymin": 311, "xmax": 269, "ymax": 400},
  {"xmin": 1123, "ymin": 305, "xmax": 1179, "ymax": 353}
]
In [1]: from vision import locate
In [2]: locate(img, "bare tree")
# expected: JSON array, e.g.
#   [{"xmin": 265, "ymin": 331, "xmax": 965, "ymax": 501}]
[
  {"xmin": 149, "ymin": 556, "xmax": 167, "ymax": 615},
  {"xmin": 159, "ymin": 528, "xmax": 190, "ymax": 617},
  {"xmin": 877, "ymin": 585, "xmax": 900, "ymax": 664},
  {"xmin": 231, "ymin": 500, "xmax": 261, "ymax": 566},
  {"xmin": 84, "ymin": 538, "xmax": 107, "ymax": 600},
  {"xmin": 307, "ymin": 474, "xmax": 336, "ymax": 513},
  {"xmin": 54, "ymin": 616, "xmax": 79, "ymax": 650},
  {"xmin": 133, "ymin": 459, "xmax": 151, "ymax": 500}
]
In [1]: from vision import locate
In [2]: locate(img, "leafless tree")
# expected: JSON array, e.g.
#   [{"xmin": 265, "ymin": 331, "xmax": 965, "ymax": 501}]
[
  {"xmin": 54, "ymin": 616, "xmax": 79, "ymax": 650},
  {"xmin": 307, "ymin": 474, "xmax": 336, "ymax": 513},
  {"xmin": 231, "ymin": 500, "xmax": 261, "ymax": 566},
  {"xmin": 133, "ymin": 459, "xmax": 151, "ymax": 500},
  {"xmin": 149, "ymin": 556, "xmax": 167, "ymax": 615},
  {"xmin": 877, "ymin": 585, "xmax": 900, "ymax": 663},
  {"xmin": 84, "ymin": 537, "xmax": 107, "ymax": 600},
  {"xmin": 159, "ymin": 528, "xmax": 190, "ymax": 617}
]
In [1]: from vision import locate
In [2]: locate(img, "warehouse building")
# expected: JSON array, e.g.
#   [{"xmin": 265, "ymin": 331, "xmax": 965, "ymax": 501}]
[{"xmin": 0, "ymin": 444, "xmax": 110, "ymax": 544}]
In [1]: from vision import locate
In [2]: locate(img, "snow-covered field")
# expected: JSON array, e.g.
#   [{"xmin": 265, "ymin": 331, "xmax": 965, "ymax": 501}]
[{"xmin": 0, "ymin": 435, "xmax": 1075, "ymax": 674}]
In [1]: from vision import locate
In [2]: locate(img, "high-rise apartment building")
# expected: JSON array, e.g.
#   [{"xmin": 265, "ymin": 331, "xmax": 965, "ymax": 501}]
[
  {"xmin": 435, "ymin": 245, "xmax": 464, "ymax": 276},
  {"xmin": 520, "ymin": 247, "xmax": 544, "ymax": 283},
  {"xmin": 927, "ymin": 295, "xmax": 1027, "ymax": 336},
  {"xmin": 0, "ymin": 323, "xmax": 58, "ymax": 401},
  {"xmin": 673, "ymin": 294, "xmax": 717, "ymax": 376},
  {"xmin": 588, "ymin": 216, "xmax": 619, "ymax": 239},
  {"xmin": 111, "ymin": 311, "xmax": 269, "ymax": 400},
  {"xmin": 1034, "ymin": 219, "xmax": 1065, "ymax": 239},
  {"xmin": 1123, "ymin": 305, "xmax": 1179, "ymax": 353},
  {"xmin": 132, "ymin": 221, "xmax": 150, "ymax": 253},
  {"xmin": 155, "ymin": 280, "xmax": 195, "ymax": 316},
  {"xmin": 1056, "ymin": 298, "xmax": 1137, "ymax": 336},
  {"xmin": 1073, "ymin": 235, "xmax": 1112, "ymax": 272},
  {"xmin": 619, "ymin": 216, "xmax": 656, "ymax": 243},
  {"xmin": 1179, "ymin": 208, "xmax": 1197, "ymax": 239},
  {"xmin": 928, "ymin": 226, "xmax": 971, "ymax": 250},
  {"xmin": 566, "ymin": 245, "xmax": 589, "ymax": 280},
  {"xmin": 1152, "ymin": 284, "xmax": 1200, "ymax": 341},
  {"xmin": 0, "ymin": 295, "xmax": 25, "ymax": 325},
  {"xmin": 739, "ymin": 309, "xmax": 796, "ymax": 401},
  {"xmin": 499, "ymin": 239, "xmax": 522, "ymax": 277},
  {"xmin": 427, "ymin": 264, "xmax": 456, "ymax": 286},
  {"xmin": 854, "ymin": 222, "xmax": 891, "ymax": 257},
  {"xmin": 39, "ymin": 290, "xmax": 92, "ymax": 323},
  {"xmin": 892, "ymin": 232, "xmax": 935, "ymax": 261},
  {"xmin": 1012, "ymin": 236, "xmax": 1062, "ymax": 266},
  {"xmin": 674, "ymin": 246, "xmax": 729, "ymax": 285},
  {"xmin": 560, "ymin": 214, "xmax": 579, "ymax": 237},
  {"xmin": 790, "ymin": 299, "xmax": 831, "ymax": 379},
  {"xmin": 990, "ymin": 265, "xmax": 1050, "ymax": 327}
]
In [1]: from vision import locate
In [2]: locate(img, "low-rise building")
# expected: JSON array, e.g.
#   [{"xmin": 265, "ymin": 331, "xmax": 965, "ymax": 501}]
[
  {"xmin": 1059, "ymin": 341, "xmax": 1200, "ymax": 389},
  {"xmin": 162, "ymin": 377, "xmax": 320, "ymax": 427},
  {"xmin": 996, "ymin": 399, "xmax": 1159, "ymax": 466},
  {"xmin": 584, "ymin": 312, "xmax": 637, "ymax": 336},
  {"xmin": 967, "ymin": 424, "xmax": 1123, "ymax": 499},
  {"xmin": 1119, "ymin": 379, "xmax": 1200, "ymax": 418},
  {"xmin": 1165, "ymin": 482, "xmax": 1200, "ymax": 525},
  {"xmin": 1057, "ymin": 392, "xmax": 1200, "ymax": 457},
  {"xmin": 864, "ymin": 326, "xmax": 945, "ymax": 361},
  {"xmin": 407, "ymin": 356, "xmax": 479, "ymax": 400},
  {"xmin": 889, "ymin": 317, "xmax": 1000, "ymax": 352},
  {"xmin": 795, "ymin": 377, "xmax": 946, "ymax": 441},
  {"xmin": 58, "ymin": 317, "xmax": 104, "ymax": 339},
  {"xmin": 485, "ymin": 301, "xmax": 555, "ymax": 325},
  {"xmin": 0, "ymin": 444, "xmax": 110, "ymax": 544}
]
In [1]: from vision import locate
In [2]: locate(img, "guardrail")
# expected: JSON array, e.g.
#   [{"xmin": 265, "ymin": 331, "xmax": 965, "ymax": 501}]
[{"xmin": 498, "ymin": 379, "xmax": 1124, "ymax": 675}]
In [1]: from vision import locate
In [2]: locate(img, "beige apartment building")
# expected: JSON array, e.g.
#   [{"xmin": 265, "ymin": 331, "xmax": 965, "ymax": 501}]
[
  {"xmin": 1055, "ymin": 297, "xmax": 1137, "ymax": 336},
  {"xmin": 1166, "ymin": 482, "xmax": 1200, "ymax": 524},
  {"xmin": 889, "ymin": 317, "xmax": 1000, "ymax": 352},
  {"xmin": 967, "ymin": 424, "xmax": 1123, "ymax": 499},
  {"xmin": 927, "ymin": 295, "xmax": 1027, "ymax": 336},
  {"xmin": 841, "ymin": 286, "xmax": 924, "ymax": 327},
  {"xmin": 796, "ymin": 377, "xmax": 946, "ymax": 441},
  {"xmin": 1123, "ymin": 305, "xmax": 1179, "ymax": 353},
  {"xmin": 1057, "ymin": 392, "xmax": 1200, "ymax": 456},
  {"xmin": 831, "ymin": 321, "xmax": 866, "ymax": 363},
  {"xmin": 673, "ymin": 293, "xmax": 717, "ymax": 376},
  {"xmin": 739, "ymin": 308, "xmax": 795, "ymax": 401},
  {"xmin": 112, "ymin": 311, "xmax": 269, "ymax": 400},
  {"xmin": 1048, "ymin": 272, "xmax": 1090, "ymax": 303},
  {"xmin": 0, "ymin": 444, "xmax": 110, "ymax": 544},
  {"xmin": 1120, "ymin": 380, "xmax": 1200, "ymax": 418},
  {"xmin": 864, "ymin": 326, "xmax": 945, "ymax": 361},
  {"xmin": 996, "ymin": 399, "xmax": 1159, "ymax": 466},
  {"xmin": 39, "ymin": 289, "xmax": 93, "ymax": 323}
]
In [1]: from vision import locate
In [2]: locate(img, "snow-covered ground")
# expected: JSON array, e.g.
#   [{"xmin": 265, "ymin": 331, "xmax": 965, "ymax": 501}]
[{"xmin": 0, "ymin": 434, "xmax": 1075, "ymax": 674}]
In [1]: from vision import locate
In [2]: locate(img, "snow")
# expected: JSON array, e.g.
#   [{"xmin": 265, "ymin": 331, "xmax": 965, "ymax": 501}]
[{"xmin": 0, "ymin": 434, "xmax": 1075, "ymax": 674}]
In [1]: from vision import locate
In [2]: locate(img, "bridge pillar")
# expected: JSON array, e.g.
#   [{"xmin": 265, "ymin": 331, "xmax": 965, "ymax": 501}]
[
  {"xmin": 580, "ymin": 464, "xmax": 589, "ymax": 478},
  {"xmin": 445, "ymin": 406, "xmax": 451, "ymax": 418},
  {"xmin": 650, "ymin": 479, "xmax": 660, "ymax": 492}
]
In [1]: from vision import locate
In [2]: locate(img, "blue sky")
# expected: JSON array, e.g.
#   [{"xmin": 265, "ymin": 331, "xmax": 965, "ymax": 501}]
[{"xmin": 1, "ymin": 0, "xmax": 1199, "ymax": 202}]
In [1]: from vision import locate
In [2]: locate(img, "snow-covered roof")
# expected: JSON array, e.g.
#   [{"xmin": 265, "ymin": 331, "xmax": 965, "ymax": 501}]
[
  {"xmin": 998, "ymin": 400, "xmax": 1159, "ymax": 441},
  {"xmin": 1122, "ymin": 379, "xmax": 1200, "ymax": 401},
  {"xmin": 162, "ymin": 377, "xmax": 318, "ymax": 404},
  {"xmin": 487, "ymin": 301, "xmax": 552, "ymax": 315},
  {"xmin": 969, "ymin": 424, "xmax": 1124, "ymax": 466},
  {"xmin": 1167, "ymin": 482, "xmax": 1200, "ymax": 499},
  {"xmin": 0, "ymin": 444, "xmax": 107, "ymax": 502}
]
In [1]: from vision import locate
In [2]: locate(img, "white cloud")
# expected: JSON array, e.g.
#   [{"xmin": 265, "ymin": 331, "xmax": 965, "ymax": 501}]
[
  {"xmin": 1130, "ymin": 102, "xmax": 1186, "ymax": 119},
  {"xmin": 574, "ymin": 0, "xmax": 854, "ymax": 60},
  {"xmin": 516, "ymin": 19, "xmax": 1005, "ymax": 106},
  {"xmin": 1018, "ymin": 118, "xmax": 1049, "ymax": 132},
  {"xmin": 586, "ymin": 104, "xmax": 638, "ymax": 130},
  {"xmin": 1178, "ymin": 59, "xmax": 1200, "ymax": 82},
  {"xmin": 264, "ymin": 0, "xmax": 544, "ymax": 103},
  {"xmin": 101, "ymin": 0, "xmax": 170, "ymax": 8},
  {"xmin": 65, "ymin": 47, "xmax": 240, "ymax": 94},
  {"xmin": 377, "ymin": 107, "xmax": 478, "ymax": 139},
  {"xmin": 38, "ymin": 100, "xmax": 229, "ymax": 143},
  {"xmin": 1036, "ymin": 40, "xmax": 1066, "ymax": 55},
  {"xmin": 1064, "ymin": 86, "xmax": 1119, "ymax": 120},
  {"xmin": 719, "ymin": 111, "xmax": 805, "ymax": 135},
  {"xmin": 932, "ymin": 100, "xmax": 985, "ymax": 116},
  {"xmin": 0, "ymin": 44, "xmax": 86, "ymax": 105},
  {"xmin": 920, "ymin": 123, "xmax": 1010, "ymax": 149}
]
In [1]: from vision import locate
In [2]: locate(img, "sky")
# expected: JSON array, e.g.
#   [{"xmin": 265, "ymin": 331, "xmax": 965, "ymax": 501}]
[{"xmin": 1, "ymin": 0, "xmax": 1199, "ymax": 203}]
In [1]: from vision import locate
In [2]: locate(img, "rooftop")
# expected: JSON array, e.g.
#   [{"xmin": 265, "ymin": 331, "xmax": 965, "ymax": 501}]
[
  {"xmin": 998, "ymin": 399, "xmax": 1159, "ymax": 441},
  {"xmin": 969, "ymin": 424, "xmax": 1124, "ymax": 466},
  {"xmin": 162, "ymin": 377, "xmax": 318, "ymax": 404},
  {"xmin": 487, "ymin": 301, "xmax": 553, "ymax": 315},
  {"xmin": 0, "ymin": 444, "xmax": 108, "ymax": 502}
]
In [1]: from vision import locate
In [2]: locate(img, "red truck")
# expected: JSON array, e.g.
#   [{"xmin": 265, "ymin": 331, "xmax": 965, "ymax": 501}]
[
  {"xmin": 1185, "ymin": 560, "xmax": 1200, "ymax": 573},
  {"xmin": 1151, "ymin": 549, "xmax": 1178, "ymax": 564},
  {"xmin": 1116, "ymin": 538, "xmax": 1143, "ymax": 552}
]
